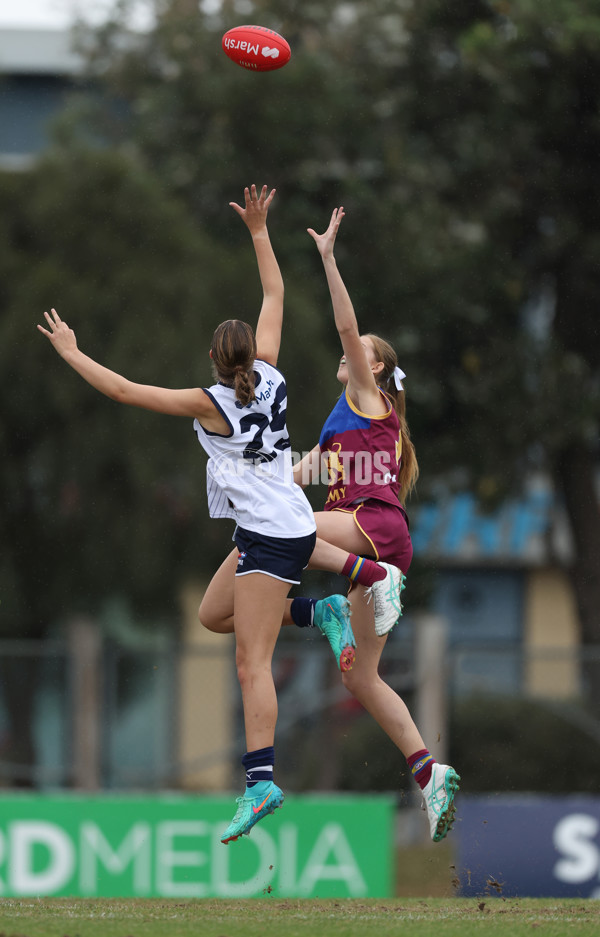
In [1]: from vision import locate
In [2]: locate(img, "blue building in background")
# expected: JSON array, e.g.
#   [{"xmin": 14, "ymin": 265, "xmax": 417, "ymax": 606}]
[
  {"xmin": 0, "ymin": 27, "xmax": 82, "ymax": 169},
  {"xmin": 411, "ymin": 475, "xmax": 580, "ymax": 700}
]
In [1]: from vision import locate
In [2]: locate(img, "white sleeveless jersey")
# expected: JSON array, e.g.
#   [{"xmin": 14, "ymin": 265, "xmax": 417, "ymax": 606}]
[{"xmin": 193, "ymin": 359, "xmax": 316, "ymax": 539}]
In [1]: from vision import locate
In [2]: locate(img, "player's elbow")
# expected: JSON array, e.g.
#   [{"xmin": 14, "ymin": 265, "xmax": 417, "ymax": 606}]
[
  {"xmin": 109, "ymin": 381, "xmax": 136, "ymax": 406},
  {"xmin": 109, "ymin": 387, "xmax": 128, "ymax": 404},
  {"xmin": 264, "ymin": 285, "xmax": 284, "ymax": 307}
]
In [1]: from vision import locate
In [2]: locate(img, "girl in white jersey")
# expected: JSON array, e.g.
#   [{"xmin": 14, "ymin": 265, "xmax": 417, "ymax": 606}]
[
  {"xmin": 199, "ymin": 203, "xmax": 460, "ymax": 844},
  {"xmin": 38, "ymin": 184, "xmax": 402, "ymax": 845}
]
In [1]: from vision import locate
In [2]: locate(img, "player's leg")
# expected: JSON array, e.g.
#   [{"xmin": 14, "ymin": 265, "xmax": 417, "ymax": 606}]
[
  {"xmin": 341, "ymin": 583, "xmax": 459, "ymax": 841},
  {"xmin": 311, "ymin": 505, "xmax": 460, "ymax": 841},
  {"xmin": 221, "ymin": 528, "xmax": 318, "ymax": 845},
  {"xmin": 221, "ymin": 571, "xmax": 289, "ymax": 844},
  {"xmin": 309, "ymin": 509, "xmax": 372, "ymax": 556},
  {"xmin": 341, "ymin": 584, "xmax": 424, "ymax": 754},
  {"xmin": 198, "ymin": 547, "xmax": 237, "ymax": 634},
  {"xmin": 285, "ymin": 512, "xmax": 379, "ymax": 671},
  {"xmin": 198, "ymin": 529, "xmax": 367, "ymax": 634},
  {"xmin": 234, "ymin": 572, "xmax": 289, "ymax": 751},
  {"xmin": 280, "ymin": 510, "xmax": 370, "ymax": 632},
  {"xmin": 289, "ymin": 511, "xmax": 404, "ymax": 639},
  {"xmin": 200, "ymin": 517, "xmax": 394, "ymax": 654}
]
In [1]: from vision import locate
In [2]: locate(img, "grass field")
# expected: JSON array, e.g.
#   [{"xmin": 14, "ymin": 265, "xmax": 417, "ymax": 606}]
[
  {"xmin": 0, "ymin": 842, "xmax": 594, "ymax": 936},
  {"xmin": 0, "ymin": 896, "xmax": 598, "ymax": 937}
]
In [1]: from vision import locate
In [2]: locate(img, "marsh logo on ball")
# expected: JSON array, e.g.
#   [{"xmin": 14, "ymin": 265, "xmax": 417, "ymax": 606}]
[{"xmin": 222, "ymin": 25, "xmax": 291, "ymax": 72}]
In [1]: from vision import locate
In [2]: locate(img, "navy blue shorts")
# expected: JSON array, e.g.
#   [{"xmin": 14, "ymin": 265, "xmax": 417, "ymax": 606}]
[{"xmin": 234, "ymin": 526, "xmax": 317, "ymax": 584}]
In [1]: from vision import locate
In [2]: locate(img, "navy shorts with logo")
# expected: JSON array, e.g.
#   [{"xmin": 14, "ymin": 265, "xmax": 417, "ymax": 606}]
[{"xmin": 234, "ymin": 526, "xmax": 317, "ymax": 584}]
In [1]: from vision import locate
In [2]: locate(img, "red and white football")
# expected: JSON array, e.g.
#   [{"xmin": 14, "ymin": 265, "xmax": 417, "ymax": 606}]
[{"xmin": 222, "ymin": 25, "xmax": 291, "ymax": 72}]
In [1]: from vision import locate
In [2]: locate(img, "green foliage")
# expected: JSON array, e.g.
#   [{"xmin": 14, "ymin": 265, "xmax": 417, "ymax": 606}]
[
  {"xmin": 71, "ymin": 0, "xmax": 600, "ymax": 495},
  {"xmin": 320, "ymin": 691, "xmax": 600, "ymax": 795},
  {"xmin": 0, "ymin": 148, "xmax": 232, "ymax": 633},
  {"xmin": 337, "ymin": 710, "xmax": 415, "ymax": 794},
  {"xmin": 398, "ymin": 0, "xmax": 600, "ymax": 475},
  {"xmin": 450, "ymin": 694, "xmax": 600, "ymax": 793},
  {"xmin": 4, "ymin": 0, "xmax": 600, "ymax": 643},
  {"xmin": 0, "ymin": 141, "xmax": 341, "ymax": 638}
]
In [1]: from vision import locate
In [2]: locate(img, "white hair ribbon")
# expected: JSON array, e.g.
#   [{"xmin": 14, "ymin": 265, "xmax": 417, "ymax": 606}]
[{"xmin": 393, "ymin": 366, "xmax": 406, "ymax": 391}]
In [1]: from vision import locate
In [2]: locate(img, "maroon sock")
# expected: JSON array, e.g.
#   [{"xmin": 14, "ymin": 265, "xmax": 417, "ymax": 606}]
[
  {"xmin": 407, "ymin": 749, "xmax": 436, "ymax": 789},
  {"xmin": 341, "ymin": 554, "xmax": 387, "ymax": 587}
]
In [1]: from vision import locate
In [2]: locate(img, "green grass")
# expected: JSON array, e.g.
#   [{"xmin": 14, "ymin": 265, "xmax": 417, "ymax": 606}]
[
  {"xmin": 0, "ymin": 897, "xmax": 598, "ymax": 937},
  {"xmin": 0, "ymin": 843, "xmax": 593, "ymax": 936}
]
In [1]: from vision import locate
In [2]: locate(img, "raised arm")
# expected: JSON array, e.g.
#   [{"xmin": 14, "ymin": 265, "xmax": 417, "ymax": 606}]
[
  {"xmin": 37, "ymin": 308, "xmax": 215, "ymax": 420},
  {"xmin": 307, "ymin": 208, "xmax": 382, "ymax": 412},
  {"xmin": 230, "ymin": 184, "xmax": 283, "ymax": 366}
]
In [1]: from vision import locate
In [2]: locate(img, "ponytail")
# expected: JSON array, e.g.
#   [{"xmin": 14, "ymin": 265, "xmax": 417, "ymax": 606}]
[
  {"xmin": 382, "ymin": 382, "xmax": 419, "ymax": 502},
  {"xmin": 364, "ymin": 333, "xmax": 419, "ymax": 502},
  {"xmin": 211, "ymin": 320, "xmax": 257, "ymax": 407},
  {"xmin": 233, "ymin": 366, "xmax": 256, "ymax": 407}
]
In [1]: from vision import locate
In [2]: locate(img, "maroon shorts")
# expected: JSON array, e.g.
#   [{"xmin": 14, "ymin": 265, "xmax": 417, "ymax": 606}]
[{"xmin": 331, "ymin": 498, "xmax": 413, "ymax": 573}]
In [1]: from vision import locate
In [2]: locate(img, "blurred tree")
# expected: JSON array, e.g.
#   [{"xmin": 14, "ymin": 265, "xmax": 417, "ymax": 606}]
[
  {"xmin": 451, "ymin": 694, "xmax": 600, "ymax": 793},
  {"xmin": 393, "ymin": 0, "xmax": 600, "ymax": 658},
  {"xmin": 0, "ymin": 139, "xmax": 338, "ymax": 781},
  {"xmin": 1, "ymin": 148, "xmax": 225, "ymax": 635},
  {"xmin": 74, "ymin": 0, "xmax": 600, "ymax": 653},
  {"xmin": 4, "ymin": 0, "xmax": 600, "ymax": 780},
  {"xmin": 0, "ymin": 148, "xmax": 235, "ymax": 780}
]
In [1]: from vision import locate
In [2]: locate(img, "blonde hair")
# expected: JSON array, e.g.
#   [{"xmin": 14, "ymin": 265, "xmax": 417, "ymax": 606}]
[
  {"xmin": 210, "ymin": 319, "xmax": 257, "ymax": 407},
  {"xmin": 364, "ymin": 333, "xmax": 419, "ymax": 501}
]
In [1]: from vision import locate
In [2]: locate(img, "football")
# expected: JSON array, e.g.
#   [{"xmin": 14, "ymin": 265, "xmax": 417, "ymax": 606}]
[{"xmin": 222, "ymin": 25, "xmax": 291, "ymax": 72}]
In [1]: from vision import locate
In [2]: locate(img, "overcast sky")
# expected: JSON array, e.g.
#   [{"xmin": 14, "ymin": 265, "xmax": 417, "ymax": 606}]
[{"xmin": 0, "ymin": 0, "xmax": 153, "ymax": 29}]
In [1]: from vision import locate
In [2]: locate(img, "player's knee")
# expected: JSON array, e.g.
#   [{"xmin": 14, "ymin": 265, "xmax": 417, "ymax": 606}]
[
  {"xmin": 234, "ymin": 655, "xmax": 255, "ymax": 691},
  {"xmin": 235, "ymin": 659, "xmax": 247, "ymax": 688},
  {"xmin": 198, "ymin": 601, "xmax": 219, "ymax": 633},
  {"xmin": 341, "ymin": 667, "xmax": 360, "ymax": 694},
  {"xmin": 198, "ymin": 601, "xmax": 211, "ymax": 629},
  {"xmin": 341, "ymin": 667, "xmax": 370, "ymax": 701}
]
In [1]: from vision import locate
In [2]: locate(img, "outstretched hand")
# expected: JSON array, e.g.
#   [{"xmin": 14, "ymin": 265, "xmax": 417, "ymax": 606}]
[
  {"xmin": 230, "ymin": 184, "xmax": 276, "ymax": 235},
  {"xmin": 307, "ymin": 206, "xmax": 345, "ymax": 260},
  {"xmin": 37, "ymin": 308, "xmax": 78, "ymax": 358}
]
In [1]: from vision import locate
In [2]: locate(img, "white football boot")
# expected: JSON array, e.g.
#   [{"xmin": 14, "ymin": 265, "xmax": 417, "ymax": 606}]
[
  {"xmin": 422, "ymin": 763, "xmax": 461, "ymax": 842},
  {"xmin": 366, "ymin": 562, "xmax": 405, "ymax": 636}
]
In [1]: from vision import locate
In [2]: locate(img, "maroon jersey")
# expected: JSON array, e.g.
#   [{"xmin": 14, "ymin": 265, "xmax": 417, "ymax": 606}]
[{"xmin": 319, "ymin": 389, "xmax": 402, "ymax": 510}]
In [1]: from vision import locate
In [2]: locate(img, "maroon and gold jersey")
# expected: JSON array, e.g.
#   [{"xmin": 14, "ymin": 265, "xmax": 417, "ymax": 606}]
[{"xmin": 318, "ymin": 388, "xmax": 402, "ymax": 511}]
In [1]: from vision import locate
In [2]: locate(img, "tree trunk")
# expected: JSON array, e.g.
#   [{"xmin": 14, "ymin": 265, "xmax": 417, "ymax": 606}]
[{"xmin": 555, "ymin": 443, "xmax": 600, "ymax": 709}]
